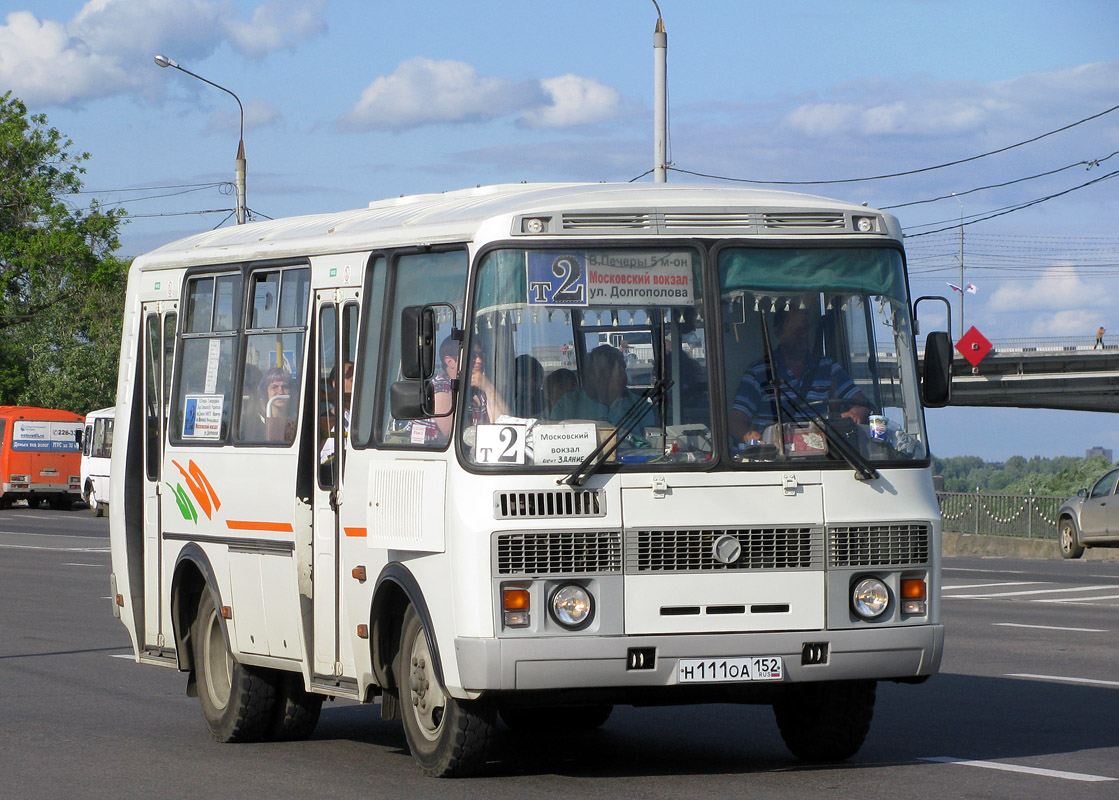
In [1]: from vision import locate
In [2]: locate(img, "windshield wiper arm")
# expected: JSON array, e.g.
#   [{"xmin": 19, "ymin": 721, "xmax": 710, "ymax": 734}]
[
  {"xmin": 560, "ymin": 378, "xmax": 674, "ymax": 487},
  {"xmin": 757, "ymin": 312, "xmax": 877, "ymax": 480}
]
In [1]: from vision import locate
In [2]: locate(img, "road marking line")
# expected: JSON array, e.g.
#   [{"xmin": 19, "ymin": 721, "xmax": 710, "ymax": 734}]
[
  {"xmin": 943, "ymin": 567, "xmax": 1028, "ymax": 574},
  {"xmin": 944, "ymin": 581, "xmax": 1041, "ymax": 590},
  {"xmin": 109, "ymin": 654, "xmax": 135, "ymax": 660},
  {"xmin": 1035, "ymin": 594, "xmax": 1119, "ymax": 603},
  {"xmin": 63, "ymin": 563, "xmax": 105, "ymax": 567},
  {"xmin": 994, "ymin": 622, "xmax": 1109, "ymax": 633},
  {"xmin": 1007, "ymin": 673, "xmax": 1119, "ymax": 688},
  {"xmin": 0, "ymin": 543, "xmax": 109, "ymax": 553},
  {"xmin": 921, "ymin": 756, "xmax": 1115, "ymax": 782},
  {"xmin": 946, "ymin": 585, "xmax": 1110, "ymax": 599}
]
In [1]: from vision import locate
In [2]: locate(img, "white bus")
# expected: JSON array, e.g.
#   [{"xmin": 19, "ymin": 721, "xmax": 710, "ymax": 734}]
[
  {"xmin": 81, "ymin": 406, "xmax": 114, "ymax": 517},
  {"xmin": 109, "ymin": 183, "xmax": 952, "ymax": 777}
]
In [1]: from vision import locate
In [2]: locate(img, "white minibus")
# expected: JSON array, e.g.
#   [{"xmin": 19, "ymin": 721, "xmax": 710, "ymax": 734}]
[
  {"xmin": 81, "ymin": 406, "xmax": 114, "ymax": 516},
  {"xmin": 109, "ymin": 182, "xmax": 952, "ymax": 776}
]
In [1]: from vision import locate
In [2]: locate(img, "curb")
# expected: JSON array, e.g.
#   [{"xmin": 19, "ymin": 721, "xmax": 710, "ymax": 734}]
[{"xmin": 942, "ymin": 531, "xmax": 1118, "ymax": 561}]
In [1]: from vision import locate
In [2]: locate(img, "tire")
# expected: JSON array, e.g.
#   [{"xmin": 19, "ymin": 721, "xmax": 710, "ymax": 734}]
[
  {"xmin": 192, "ymin": 590, "xmax": 278, "ymax": 743},
  {"xmin": 1059, "ymin": 517, "xmax": 1085, "ymax": 559},
  {"xmin": 773, "ymin": 680, "xmax": 876, "ymax": 762},
  {"xmin": 500, "ymin": 704, "xmax": 613, "ymax": 732},
  {"xmin": 0, "ymin": 496, "xmax": 12, "ymax": 510},
  {"xmin": 269, "ymin": 671, "xmax": 324, "ymax": 741},
  {"xmin": 397, "ymin": 605, "xmax": 496, "ymax": 777}
]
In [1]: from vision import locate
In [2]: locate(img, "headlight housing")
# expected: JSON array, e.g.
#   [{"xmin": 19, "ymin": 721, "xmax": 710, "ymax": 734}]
[
  {"xmin": 852, "ymin": 577, "xmax": 890, "ymax": 620},
  {"xmin": 549, "ymin": 583, "xmax": 594, "ymax": 629}
]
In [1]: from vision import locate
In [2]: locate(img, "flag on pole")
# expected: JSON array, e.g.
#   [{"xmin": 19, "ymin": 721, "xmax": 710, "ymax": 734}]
[
  {"xmin": 965, "ymin": 283, "xmax": 978, "ymax": 294},
  {"xmin": 947, "ymin": 282, "xmax": 962, "ymax": 294}
]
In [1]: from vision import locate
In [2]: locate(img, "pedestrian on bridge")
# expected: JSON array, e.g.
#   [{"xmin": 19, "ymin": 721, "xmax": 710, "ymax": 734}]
[{"xmin": 1095, "ymin": 326, "xmax": 1106, "ymax": 349}]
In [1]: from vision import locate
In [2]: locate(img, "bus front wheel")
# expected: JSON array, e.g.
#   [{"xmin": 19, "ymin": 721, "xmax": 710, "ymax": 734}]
[
  {"xmin": 396, "ymin": 605, "xmax": 495, "ymax": 777},
  {"xmin": 192, "ymin": 591, "xmax": 278, "ymax": 743},
  {"xmin": 773, "ymin": 679, "xmax": 876, "ymax": 762}
]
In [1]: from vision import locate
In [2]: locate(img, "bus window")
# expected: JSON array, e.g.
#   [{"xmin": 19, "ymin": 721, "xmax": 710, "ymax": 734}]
[
  {"xmin": 379, "ymin": 250, "xmax": 468, "ymax": 447},
  {"xmin": 236, "ymin": 266, "xmax": 309, "ymax": 444},
  {"xmin": 172, "ymin": 273, "xmax": 242, "ymax": 443},
  {"xmin": 350, "ymin": 255, "xmax": 387, "ymax": 448}
]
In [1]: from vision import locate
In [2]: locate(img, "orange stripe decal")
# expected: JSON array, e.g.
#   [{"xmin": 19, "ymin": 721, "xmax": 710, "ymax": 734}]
[
  {"xmin": 226, "ymin": 520, "xmax": 295, "ymax": 533},
  {"xmin": 344, "ymin": 527, "xmax": 367, "ymax": 538}
]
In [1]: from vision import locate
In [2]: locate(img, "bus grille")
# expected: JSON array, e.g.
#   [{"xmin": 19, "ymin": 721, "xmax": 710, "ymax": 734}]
[
  {"xmin": 828, "ymin": 523, "xmax": 930, "ymax": 567},
  {"xmin": 493, "ymin": 489, "xmax": 605, "ymax": 519},
  {"xmin": 625, "ymin": 527, "xmax": 823, "ymax": 573},
  {"xmin": 761, "ymin": 212, "xmax": 845, "ymax": 230},
  {"xmin": 495, "ymin": 531, "xmax": 622, "ymax": 575}
]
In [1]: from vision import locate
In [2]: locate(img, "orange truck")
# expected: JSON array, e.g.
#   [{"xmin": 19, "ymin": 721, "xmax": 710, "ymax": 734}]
[{"xmin": 0, "ymin": 406, "xmax": 84, "ymax": 510}]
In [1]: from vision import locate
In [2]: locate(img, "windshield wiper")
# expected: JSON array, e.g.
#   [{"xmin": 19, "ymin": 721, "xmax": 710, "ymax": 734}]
[
  {"xmin": 560, "ymin": 378, "xmax": 674, "ymax": 487},
  {"xmin": 757, "ymin": 315, "xmax": 878, "ymax": 481}
]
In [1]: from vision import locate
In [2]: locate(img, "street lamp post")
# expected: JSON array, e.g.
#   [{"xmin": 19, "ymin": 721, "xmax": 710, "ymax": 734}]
[{"xmin": 154, "ymin": 54, "xmax": 247, "ymax": 225}]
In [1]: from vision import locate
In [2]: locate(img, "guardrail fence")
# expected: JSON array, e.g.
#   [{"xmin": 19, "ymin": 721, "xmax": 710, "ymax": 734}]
[{"xmin": 936, "ymin": 491, "xmax": 1063, "ymax": 540}]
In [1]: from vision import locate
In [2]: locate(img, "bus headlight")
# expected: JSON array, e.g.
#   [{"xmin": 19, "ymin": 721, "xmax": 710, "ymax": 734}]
[
  {"xmin": 550, "ymin": 583, "xmax": 594, "ymax": 629},
  {"xmin": 852, "ymin": 577, "xmax": 890, "ymax": 620}
]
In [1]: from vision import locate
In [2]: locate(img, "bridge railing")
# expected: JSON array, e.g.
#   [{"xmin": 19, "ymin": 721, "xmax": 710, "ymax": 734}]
[
  {"xmin": 985, "ymin": 336, "xmax": 1116, "ymax": 353},
  {"xmin": 936, "ymin": 491, "xmax": 1064, "ymax": 539}
]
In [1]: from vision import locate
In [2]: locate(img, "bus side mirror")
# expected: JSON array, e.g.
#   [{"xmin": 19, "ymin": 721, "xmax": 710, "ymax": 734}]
[
  {"xmin": 921, "ymin": 331, "xmax": 953, "ymax": 408},
  {"xmin": 400, "ymin": 305, "xmax": 436, "ymax": 380},
  {"xmin": 390, "ymin": 380, "xmax": 435, "ymax": 420}
]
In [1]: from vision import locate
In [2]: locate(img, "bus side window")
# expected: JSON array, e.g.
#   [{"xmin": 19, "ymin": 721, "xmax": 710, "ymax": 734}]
[
  {"xmin": 171, "ymin": 273, "xmax": 241, "ymax": 444},
  {"xmin": 379, "ymin": 250, "xmax": 467, "ymax": 448},
  {"xmin": 235, "ymin": 266, "xmax": 310, "ymax": 445}
]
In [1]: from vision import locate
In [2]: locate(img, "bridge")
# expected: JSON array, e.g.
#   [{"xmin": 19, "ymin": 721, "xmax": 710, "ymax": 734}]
[{"xmin": 941, "ymin": 336, "xmax": 1119, "ymax": 412}]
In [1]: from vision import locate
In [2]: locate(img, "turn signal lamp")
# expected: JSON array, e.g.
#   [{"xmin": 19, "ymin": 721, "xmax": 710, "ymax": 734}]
[
  {"xmin": 901, "ymin": 577, "xmax": 927, "ymax": 616},
  {"xmin": 503, "ymin": 587, "xmax": 530, "ymax": 628}
]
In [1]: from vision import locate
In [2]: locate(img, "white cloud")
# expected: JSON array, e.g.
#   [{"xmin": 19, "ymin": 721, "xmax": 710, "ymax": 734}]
[
  {"xmin": 222, "ymin": 0, "xmax": 326, "ymax": 60},
  {"xmin": 0, "ymin": 1, "xmax": 326, "ymax": 107},
  {"xmin": 519, "ymin": 74, "xmax": 620, "ymax": 129},
  {"xmin": 342, "ymin": 57, "xmax": 544, "ymax": 131},
  {"xmin": 1026, "ymin": 309, "xmax": 1107, "ymax": 337},
  {"xmin": 341, "ymin": 59, "xmax": 621, "ymax": 132},
  {"xmin": 987, "ymin": 267, "xmax": 1110, "ymax": 315}
]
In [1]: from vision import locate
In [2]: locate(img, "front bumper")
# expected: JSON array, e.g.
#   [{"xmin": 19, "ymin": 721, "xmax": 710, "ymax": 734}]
[{"xmin": 455, "ymin": 623, "xmax": 943, "ymax": 693}]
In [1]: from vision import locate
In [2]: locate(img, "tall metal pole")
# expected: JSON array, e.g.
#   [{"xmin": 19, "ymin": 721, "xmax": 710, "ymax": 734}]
[
  {"xmin": 652, "ymin": 3, "xmax": 667, "ymax": 183},
  {"xmin": 155, "ymin": 54, "xmax": 248, "ymax": 224}
]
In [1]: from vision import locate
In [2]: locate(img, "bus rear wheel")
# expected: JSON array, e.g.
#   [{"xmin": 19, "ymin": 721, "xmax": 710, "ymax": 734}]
[
  {"xmin": 773, "ymin": 680, "xmax": 876, "ymax": 762},
  {"xmin": 192, "ymin": 591, "xmax": 278, "ymax": 743},
  {"xmin": 396, "ymin": 605, "xmax": 495, "ymax": 777}
]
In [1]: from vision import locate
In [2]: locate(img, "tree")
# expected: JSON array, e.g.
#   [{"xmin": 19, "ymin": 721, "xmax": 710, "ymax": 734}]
[{"xmin": 0, "ymin": 92, "xmax": 128, "ymax": 412}]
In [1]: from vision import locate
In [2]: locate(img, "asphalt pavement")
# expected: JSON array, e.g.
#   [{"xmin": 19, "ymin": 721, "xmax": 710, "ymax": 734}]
[{"xmin": 1, "ymin": 508, "xmax": 1115, "ymax": 799}]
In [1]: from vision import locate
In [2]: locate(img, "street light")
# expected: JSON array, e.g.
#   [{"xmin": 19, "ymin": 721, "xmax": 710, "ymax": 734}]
[{"xmin": 154, "ymin": 54, "xmax": 247, "ymax": 225}]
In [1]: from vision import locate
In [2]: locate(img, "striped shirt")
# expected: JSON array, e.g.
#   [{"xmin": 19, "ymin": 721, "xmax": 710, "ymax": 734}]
[{"xmin": 732, "ymin": 351, "xmax": 862, "ymax": 430}]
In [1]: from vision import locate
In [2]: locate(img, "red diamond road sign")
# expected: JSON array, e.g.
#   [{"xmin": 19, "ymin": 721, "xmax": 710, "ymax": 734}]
[{"xmin": 956, "ymin": 325, "xmax": 992, "ymax": 367}]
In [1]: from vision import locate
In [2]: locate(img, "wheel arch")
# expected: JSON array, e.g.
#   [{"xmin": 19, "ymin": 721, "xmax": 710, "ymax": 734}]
[
  {"xmin": 369, "ymin": 563, "xmax": 444, "ymax": 691},
  {"xmin": 170, "ymin": 543, "xmax": 226, "ymax": 675}
]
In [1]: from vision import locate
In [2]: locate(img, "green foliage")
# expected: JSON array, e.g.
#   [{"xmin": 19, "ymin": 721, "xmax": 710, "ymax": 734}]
[
  {"xmin": 933, "ymin": 454, "xmax": 1114, "ymax": 497},
  {"xmin": 0, "ymin": 92, "xmax": 127, "ymax": 413}
]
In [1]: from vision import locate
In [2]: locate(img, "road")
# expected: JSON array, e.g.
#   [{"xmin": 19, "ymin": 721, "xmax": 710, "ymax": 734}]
[{"xmin": 1, "ymin": 509, "xmax": 1116, "ymax": 798}]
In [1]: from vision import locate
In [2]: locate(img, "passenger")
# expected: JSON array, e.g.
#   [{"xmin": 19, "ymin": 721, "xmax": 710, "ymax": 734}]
[
  {"xmin": 728, "ymin": 305, "xmax": 870, "ymax": 444},
  {"xmin": 245, "ymin": 366, "xmax": 297, "ymax": 443},
  {"xmin": 544, "ymin": 368, "xmax": 579, "ymax": 416},
  {"xmin": 512, "ymin": 354, "xmax": 545, "ymax": 418},
  {"xmin": 319, "ymin": 361, "xmax": 353, "ymax": 464},
  {"xmin": 551, "ymin": 345, "xmax": 654, "ymax": 427},
  {"xmin": 411, "ymin": 337, "xmax": 507, "ymax": 443}
]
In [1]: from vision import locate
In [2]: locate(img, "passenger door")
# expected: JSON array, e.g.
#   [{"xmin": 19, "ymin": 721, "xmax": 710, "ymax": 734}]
[
  {"xmin": 311, "ymin": 290, "xmax": 359, "ymax": 680},
  {"xmin": 141, "ymin": 303, "xmax": 177, "ymax": 649}
]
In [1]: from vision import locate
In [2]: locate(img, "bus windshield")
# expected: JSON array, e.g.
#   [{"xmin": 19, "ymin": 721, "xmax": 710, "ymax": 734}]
[{"xmin": 462, "ymin": 244, "xmax": 926, "ymax": 469}]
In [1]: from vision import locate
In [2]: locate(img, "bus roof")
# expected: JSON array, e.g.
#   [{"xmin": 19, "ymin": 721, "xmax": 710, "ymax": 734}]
[
  {"xmin": 131, "ymin": 182, "xmax": 901, "ymax": 271},
  {"xmin": 0, "ymin": 406, "xmax": 84, "ymax": 421}
]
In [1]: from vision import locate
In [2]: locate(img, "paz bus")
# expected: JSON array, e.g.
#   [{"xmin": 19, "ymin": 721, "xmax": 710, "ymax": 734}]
[
  {"xmin": 108, "ymin": 182, "xmax": 952, "ymax": 777},
  {"xmin": 0, "ymin": 405, "xmax": 84, "ymax": 510}
]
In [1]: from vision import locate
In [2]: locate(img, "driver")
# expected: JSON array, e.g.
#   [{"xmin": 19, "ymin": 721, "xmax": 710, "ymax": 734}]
[{"xmin": 728, "ymin": 305, "xmax": 870, "ymax": 444}]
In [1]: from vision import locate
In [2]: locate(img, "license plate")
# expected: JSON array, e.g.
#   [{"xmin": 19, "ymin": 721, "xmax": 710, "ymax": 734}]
[{"xmin": 677, "ymin": 656, "xmax": 784, "ymax": 683}]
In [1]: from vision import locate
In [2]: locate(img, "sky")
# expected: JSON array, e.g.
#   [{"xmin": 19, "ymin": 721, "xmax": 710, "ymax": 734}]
[{"xmin": 3, "ymin": 0, "xmax": 1119, "ymax": 462}]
